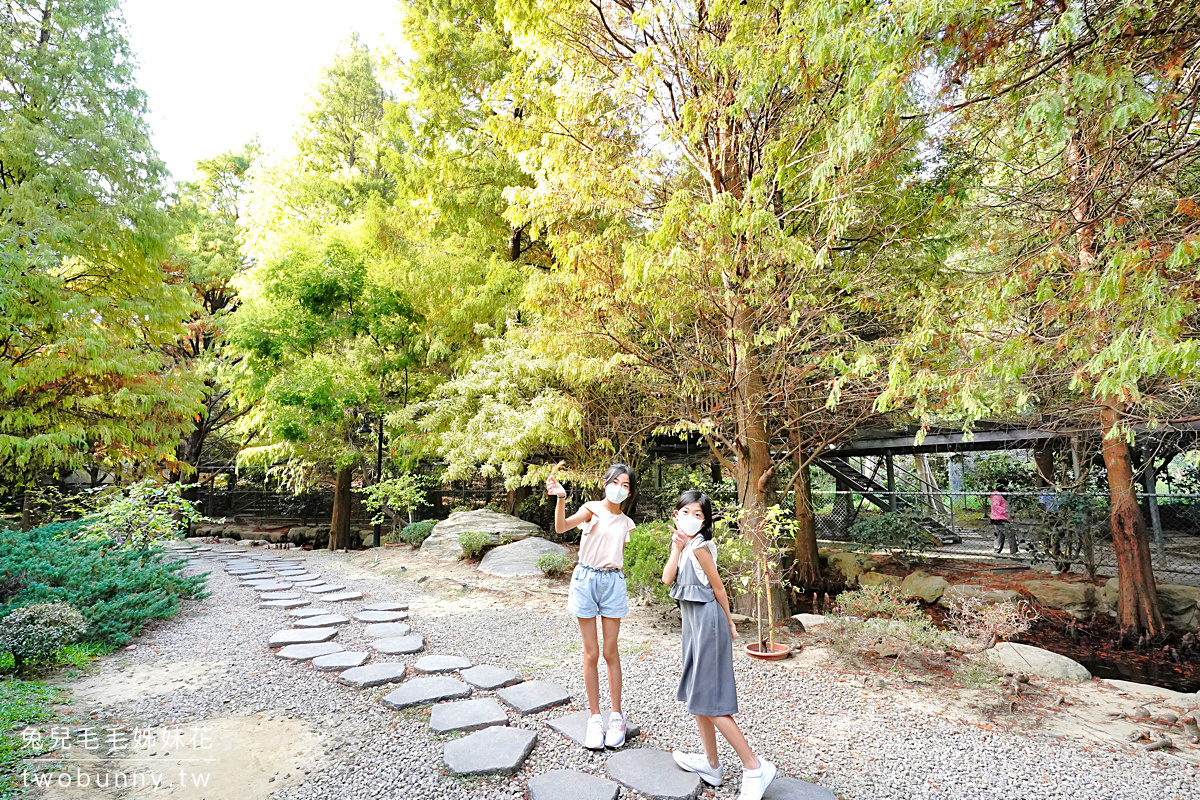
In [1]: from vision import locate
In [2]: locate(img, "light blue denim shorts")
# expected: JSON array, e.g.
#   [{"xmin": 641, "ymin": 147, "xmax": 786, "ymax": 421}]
[{"xmin": 566, "ymin": 563, "xmax": 629, "ymax": 619}]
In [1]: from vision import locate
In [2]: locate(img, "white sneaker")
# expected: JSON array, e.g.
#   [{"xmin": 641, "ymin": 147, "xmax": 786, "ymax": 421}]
[
  {"xmin": 583, "ymin": 713, "xmax": 605, "ymax": 750},
  {"xmin": 605, "ymin": 712, "xmax": 626, "ymax": 748},
  {"xmin": 673, "ymin": 750, "xmax": 723, "ymax": 786},
  {"xmin": 738, "ymin": 758, "xmax": 777, "ymax": 800}
]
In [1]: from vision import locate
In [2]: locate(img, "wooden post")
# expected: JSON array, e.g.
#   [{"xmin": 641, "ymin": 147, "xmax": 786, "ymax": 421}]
[
  {"xmin": 1141, "ymin": 441, "xmax": 1166, "ymax": 560},
  {"xmin": 885, "ymin": 453, "xmax": 897, "ymax": 513}
]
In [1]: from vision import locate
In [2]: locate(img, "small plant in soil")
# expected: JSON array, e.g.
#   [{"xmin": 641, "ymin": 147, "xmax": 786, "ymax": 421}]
[
  {"xmin": 536, "ymin": 553, "xmax": 574, "ymax": 578},
  {"xmin": 946, "ymin": 596, "xmax": 1038, "ymax": 651},
  {"xmin": 457, "ymin": 531, "xmax": 490, "ymax": 559}
]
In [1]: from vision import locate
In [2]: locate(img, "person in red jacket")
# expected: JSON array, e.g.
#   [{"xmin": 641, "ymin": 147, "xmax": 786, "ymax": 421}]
[{"xmin": 989, "ymin": 490, "xmax": 1015, "ymax": 554}]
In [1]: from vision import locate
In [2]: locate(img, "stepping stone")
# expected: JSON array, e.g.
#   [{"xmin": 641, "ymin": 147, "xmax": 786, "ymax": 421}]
[
  {"xmin": 528, "ymin": 770, "xmax": 620, "ymax": 800},
  {"xmin": 251, "ymin": 581, "xmax": 294, "ymax": 591},
  {"xmin": 307, "ymin": 584, "xmax": 348, "ymax": 594},
  {"xmin": 275, "ymin": 643, "xmax": 343, "ymax": 661},
  {"xmin": 496, "ymin": 680, "xmax": 571, "ymax": 715},
  {"xmin": 324, "ymin": 591, "xmax": 364, "ymax": 602},
  {"xmin": 374, "ymin": 635, "xmax": 423, "ymax": 655},
  {"xmin": 763, "ymin": 778, "xmax": 839, "ymax": 800},
  {"xmin": 354, "ymin": 610, "xmax": 408, "ymax": 623},
  {"xmin": 364, "ymin": 622, "xmax": 411, "ymax": 637},
  {"xmin": 606, "ymin": 749, "xmax": 700, "ymax": 800},
  {"xmin": 294, "ymin": 614, "xmax": 350, "ymax": 628},
  {"xmin": 268, "ymin": 628, "xmax": 339, "ymax": 647},
  {"xmin": 363, "ymin": 602, "xmax": 408, "ymax": 612},
  {"xmin": 381, "ymin": 676, "xmax": 470, "ymax": 709},
  {"xmin": 414, "ymin": 655, "xmax": 472, "ymax": 674},
  {"xmin": 289, "ymin": 607, "xmax": 332, "ymax": 617},
  {"xmin": 337, "ymin": 663, "xmax": 407, "ymax": 688},
  {"xmin": 237, "ymin": 572, "xmax": 275, "ymax": 580},
  {"xmin": 260, "ymin": 591, "xmax": 302, "ymax": 600},
  {"xmin": 277, "ymin": 572, "xmax": 316, "ymax": 580},
  {"xmin": 292, "ymin": 579, "xmax": 325, "ymax": 587},
  {"xmin": 443, "ymin": 726, "xmax": 536, "ymax": 776},
  {"xmin": 461, "ymin": 665, "xmax": 521, "ymax": 690},
  {"xmin": 261, "ymin": 599, "xmax": 311, "ymax": 609},
  {"xmin": 312, "ymin": 651, "xmax": 370, "ymax": 671},
  {"xmin": 429, "ymin": 698, "xmax": 509, "ymax": 733},
  {"xmin": 547, "ymin": 711, "xmax": 641, "ymax": 747}
]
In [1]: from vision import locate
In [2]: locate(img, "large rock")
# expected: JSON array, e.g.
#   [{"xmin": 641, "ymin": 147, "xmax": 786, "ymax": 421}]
[
  {"xmin": 421, "ymin": 510, "xmax": 543, "ymax": 561},
  {"xmin": 1021, "ymin": 580, "xmax": 1096, "ymax": 619},
  {"xmin": 1098, "ymin": 580, "xmax": 1200, "ymax": 632},
  {"xmin": 937, "ymin": 584, "xmax": 1022, "ymax": 608},
  {"xmin": 900, "ymin": 570, "xmax": 949, "ymax": 603},
  {"xmin": 478, "ymin": 537, "xmax": 572, "ymax": 577},
  {"xmin": 859, "ymin": 572, "xmax": 901, "ymax": 589},
  {"xmin": 827, "ymin": 552, "xmax": 874, "ymax": 586},
  {"xmin": 984, "ymin": 642, "xmax": 1092, "ymax": 683}
]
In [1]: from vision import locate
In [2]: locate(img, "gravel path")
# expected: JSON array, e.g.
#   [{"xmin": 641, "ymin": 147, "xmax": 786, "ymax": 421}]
[{"xmin": 71, "ymin": 546, "xmax": 1200, "ymax": 800}]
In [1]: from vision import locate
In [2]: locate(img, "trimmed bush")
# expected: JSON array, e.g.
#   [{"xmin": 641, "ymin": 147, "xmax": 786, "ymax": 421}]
[
  {"xmin": 0, "ymin": 602, "xmax": 86, "ymax": 672},
  {"xmin": 536, "ymin": 552, "xmax": 575, "ymax": 578},
  {"xmin": 457, "ymin": 530, "xmax": 490, "ymax": 559},
  {"xmin": 399, "ymin": 520, "xmax": 436, "ymax": 546},
  {"xmin": 624, "ymin": 522, "xmax": 673, "ymax": 603},
  {"xmin": 0, "ymin": 521, "xmax": 208, "ymax": 649}
]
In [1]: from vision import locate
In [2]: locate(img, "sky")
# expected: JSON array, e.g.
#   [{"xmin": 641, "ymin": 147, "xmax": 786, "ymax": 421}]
[{"xmin": 121, "ymin": 0, "xmax": 409, "ymax": 183}]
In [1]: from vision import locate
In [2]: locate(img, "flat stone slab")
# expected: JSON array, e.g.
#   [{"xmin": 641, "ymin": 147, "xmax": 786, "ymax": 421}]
[
  {"xmin": 374, "ymin": 635, "xmax": 423, "ymax": 654},
  {"xmin": 414, "ymin": 655, "xmax": 472, "ymax": 674},
  {"xmin": 324, "ymin": 590, "xmax": 364, "ymax": 602},
  {"xmin": 546, "ymin": 711, "xmax": 640, "ymax": 747},
  {"xmin": 268, "ymin": 628, "xmax": 339, "ymax": 647},
  {"xmin": 306, "ymin": 584, "xmax": 348, "ymax": 594},
  {"xmin": 337, "ymin": 663, "xmax": 407, "ymax": 688},
  {"xmin": 606, "ymin": 749, "xmax": 701, "ymax": 800},
  {"xmin": 381, "ymin": 676, "xmax": 470, "ymax": 709},
  {"xmin": 528, "ymin": 770, "xmax": 620, "ymax": 800},
  {"xmin": 496, "ymin": 680, "xmax": 570, "ymax": 715},
  {"xmin": 363, "ymin": 602, "xmax": 408, "ymax": 612},
  {"xmin": 261, "ymin": 599, "xmax": 311, "ymax": 609},
  {"xmin": 251, "ymin": 581, "xmax": 294, "ymax": 591},
  {"xmin": 294, "ymin": 614, "xmax": 350, "ymax": 628},
  {"xmin": 442, "ymin": 726, "xmax": 536, "ymax": 775},
  {"xmin": 275, "ymin": 642, "xmax": 343, "ymax": 661},
  {"xmin": 461, "ymin": 665, "xmax": 522, "ymax": 690},
  {"xmin": 763, "ymin": 778, "xmax": 839, "ymax": 800},
  {"xmin": 259, "ymin": 591, "xmax": 302, "ymax": 600},
  {"xmin": 292, "ymin": 578, "xmax": 325, "ymax": 586},
  {"xmin": 364, "ymin": 622, "xmax": 411, "ymax": 637},
  {"xmin": 237, "ymin": 572, "xmax": 276, "ymax": 580},
  {"xmin": 354, "ymin": 610, "xmax": 408, "ymax": 623},
  {"xmin": 276, "ymin": 572, "xmax": 316, "ymax": 580},
  {"xmin": 478, "ymin": 536, "xmax": 571, "ymax": 577},
  {"xmin": 312, "ymin": 651, "xmax": 371, "ymax": 671},
  {"xmin": 429, "ymin": 697, "xmax": 509, "ymax": 733},
  {"xmin": 289, "ymin": 607, "xmax": 333, "ymax": 617}
]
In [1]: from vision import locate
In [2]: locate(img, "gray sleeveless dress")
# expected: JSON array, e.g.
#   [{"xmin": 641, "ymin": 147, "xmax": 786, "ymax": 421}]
[{"xmin": 670, "ymin": 539, "xmax": 738, "ymax": 717}]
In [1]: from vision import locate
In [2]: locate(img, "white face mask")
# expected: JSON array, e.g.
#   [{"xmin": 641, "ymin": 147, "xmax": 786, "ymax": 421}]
[
  {"xmin": 605, "ymin": 483, "xmax": 630, "ymax": 505},
  {"xmin": 676, "ymin": 512, "xmax": 704, "ymax": 537}
]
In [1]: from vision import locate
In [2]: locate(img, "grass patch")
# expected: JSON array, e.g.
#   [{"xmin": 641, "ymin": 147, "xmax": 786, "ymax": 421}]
[
  {"xmin": 0, "ymin": 678, "xmax": 70, "ymax": 799},
  {"xmin": 953, "ymin": 658, "xmax": 1005, "ymax": 689}
]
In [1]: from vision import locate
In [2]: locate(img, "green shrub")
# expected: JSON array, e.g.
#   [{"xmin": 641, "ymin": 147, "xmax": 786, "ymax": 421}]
[
  {"xmin": 536, "ymin": 552, "xmax": 575, "ymax": 578},
  {"xmin": 399, "ymin": 520, "xmax": 436, "ymax": 546},
  {"xmin": 0, "ymin": 521, "xmax": 208, "ymax": 649},
  {"xmin": 1, "ymin": 678, "xmax": 67, "ymax": 798},
  {"xmin": 449, "ymin": 504, "xmax": 474, "ymax": 515},
  {"xmin": 846, "ymin": 513, "xmax": 931, "ymax": 554},
  {"xmin": 457, "ymin": 531, "xmax": 490, "ymax": 559},
  {"xmin": 624, "ymin": 522, "xmax": 673, "ymax": 603},
  {"xmin": 0, "ymin": 602, "xmax": 86, "ymax": 672},
  {"xmin": 77, "ymin": 480, "xmax": 204, "ymax": 550},
  {"xmin": 833, "ymin": 584, "xmax": 923, "ymax": 621}
]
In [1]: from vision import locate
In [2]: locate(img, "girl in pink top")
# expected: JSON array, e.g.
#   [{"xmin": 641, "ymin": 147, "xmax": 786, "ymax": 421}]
[
  {"xmin": 989, "ymin": 490, "xmax": 1016, "ymax": 554},
  {"xmin": 547, "ymin": 464, "xmax": 638, "ymax": 750}
]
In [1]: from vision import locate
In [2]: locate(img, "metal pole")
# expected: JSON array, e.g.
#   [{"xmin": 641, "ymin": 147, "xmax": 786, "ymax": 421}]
[
  {"xmin": 885, "ymin": 453, "xmax": 897, "ymax": 513},
  {"xmin": 372, "ymin": 413, "xmax": 384, "ymax": 549}
]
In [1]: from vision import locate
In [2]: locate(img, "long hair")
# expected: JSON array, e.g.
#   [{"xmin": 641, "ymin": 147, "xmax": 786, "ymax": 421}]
[
  {"xmin": 602, "ymin": 463, "xmax": 638, "ymax": 515},
  {"xmin": 675, "ymin": 489, "xmax": 713, "ymax": 541}
]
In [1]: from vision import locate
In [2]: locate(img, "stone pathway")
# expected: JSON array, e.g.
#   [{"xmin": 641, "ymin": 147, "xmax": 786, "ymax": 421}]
[{"xmin": 193, "ymin": 543, "xmax": 831, "ymax": 798}]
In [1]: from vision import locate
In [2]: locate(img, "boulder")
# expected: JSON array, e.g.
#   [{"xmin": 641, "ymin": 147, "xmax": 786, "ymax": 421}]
[
  {"xmin": 899, "ymin": 570, "xmax": 949, "ymax": 604},
  {"xmin": 1099, "ymin": 577, "xmax": 1119, "ymax": 615},
  {"xmin": 859, "ymin": 572, "xmax": 901, "ymax": 589},
  {"xmin": 479, "ymin": 537, "xmax": 572, "ymax": 578},
  {"xmin": 827, "ymin": 552, "xmax": 874, "ymax": 586},
  {"xmin": 1098, "ymin": 580, "xmax": 1200, "ymax": 632},
  {"xmin": 984, "ymin": 642, "xmax": 1092, "ymax": 683},
  {"xmin": 938, "ymin": 584, "xmax": 1022, "ymax": 608},
  {"xmin": 1021, "ymin": 580, "xmax": 1096, "ymax": 620},
  {"xmin": 422, "ymin": 510, "xmax": 543, "ymax": 561}
]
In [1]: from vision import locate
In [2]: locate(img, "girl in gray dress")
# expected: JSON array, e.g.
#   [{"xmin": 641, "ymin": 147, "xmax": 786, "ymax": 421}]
[{"xmin": 661, "ymin": 490, "xmax": 776, "ymax": 800}]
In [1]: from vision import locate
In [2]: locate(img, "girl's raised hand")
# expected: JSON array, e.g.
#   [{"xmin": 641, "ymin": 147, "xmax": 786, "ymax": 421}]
[
  {"xmin": 545, "ymin": 477, "xmax": 566, "ymax": 498},
  {"xmin": 670, "ymin": 528, "xmax": 690, "ymax": 552}
]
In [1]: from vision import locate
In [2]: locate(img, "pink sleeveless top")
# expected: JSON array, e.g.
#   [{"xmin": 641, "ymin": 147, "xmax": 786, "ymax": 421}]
[{"xmin": 577, "ymin": 501, "xmax": 636, "ymax": 570}]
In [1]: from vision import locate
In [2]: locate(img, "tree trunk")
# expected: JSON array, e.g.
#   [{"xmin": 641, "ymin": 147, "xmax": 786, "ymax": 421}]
[
  {"xmin": 1099, "ymin": 397, "xmax": 1164, "ymax": 636},
  {"xmin": 792, "ymin": 450, "xmax": 821, "ymax": 586},
  {"xmin": 505, "ymin": 485, "xmax": 531, "ymax": 516},
  {"xmin": 1033, "ymin": 442, "xmax": 1056, "ymax": 487},
  {"xmin": 20, "ymin": 489, "xmax": 33, "ymax": 531},
  {"xmin": 328, "ymin": 467, "xmax": 353, "ymax": 551}
]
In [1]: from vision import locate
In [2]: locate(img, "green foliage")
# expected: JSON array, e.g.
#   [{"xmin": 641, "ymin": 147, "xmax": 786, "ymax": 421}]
[
  {"xmin": 0, "ymin": 603, "xmax": 87, "ymax": 673},
  {"xmin": 536, "ymin": 552, "xmax": 574, "ymax": 578},
  {"xmin": 826, "ymin": 585, "xmax": 960, "ymax": 663},
  {"xmin": 399, "ymin": 519, "xmax": 436, "ymax": 547},
  {"xmin": 356, "ymin": 475, "xmax": 430, "ymax": 525},
  {"xmin": 646, "ymin": 463, "xmax": 738, "ymax": 518},
  {"xmin": 77, "ymin": 480, "xmax": 205, "ymax": 550},
  {"xmin": 846, "ymin": 513, "xmax": 932, "ymax": 555},
  {"xmin": 457, "ymin": 531, "xmax": 490, "ymax": 559},
  {"xmin": 961, "ymin": 455, "xmax": 1036, "ymax": 494},
  {"xmin": 833, "ymin": 584, "xmax": 924, "ymax": 622},
  {"xmin": 0, "ymin": 522, "xmax": 208, "ymax": 649},
  {"xmin": 623, "ymin": 522, "xmax": 673, "ymax": 604},
  {"xmin": 0, "ymin": 678, "xmax": 68, "ymax": 799}
]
